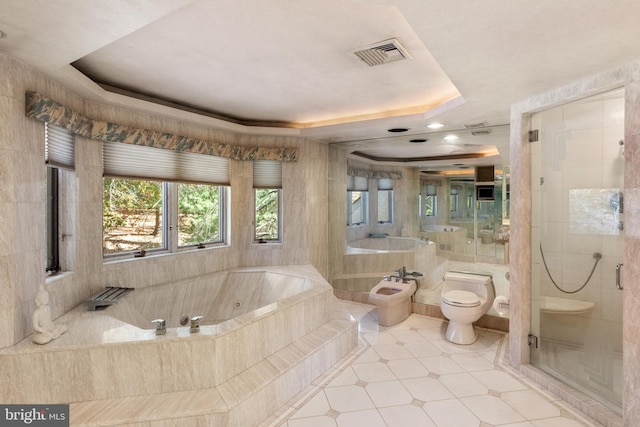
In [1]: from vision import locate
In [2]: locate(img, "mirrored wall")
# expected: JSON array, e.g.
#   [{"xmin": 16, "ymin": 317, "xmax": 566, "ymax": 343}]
[{"xmin": 420, "ymin": 167, "xmax": 510, "ymax": 264}]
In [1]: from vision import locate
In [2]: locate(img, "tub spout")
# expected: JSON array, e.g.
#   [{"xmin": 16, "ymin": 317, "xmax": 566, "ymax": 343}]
[
  {"xmin": 190, "ymin": 315, "xmax": 203, "ymax": 333},
  {"xmin": 151, "ymin": 319, "xmax": 166, "ymax": 335}
]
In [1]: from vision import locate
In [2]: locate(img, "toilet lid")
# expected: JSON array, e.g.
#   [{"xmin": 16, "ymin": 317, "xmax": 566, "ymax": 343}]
[{"xmin": 442, "ymin": 290, "xmax": 481, "ymax": 307}]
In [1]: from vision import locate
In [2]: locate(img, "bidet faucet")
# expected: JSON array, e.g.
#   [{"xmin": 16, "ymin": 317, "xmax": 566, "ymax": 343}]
[
  {"xmin": 190, "ymin": 315, "xmax": 203, "ymax": 333},
  {"xmin": 151, "ymin": 319, "xmax": 166, "ymax": 335},
  {"xmin": 396, "ymin": 266, "xmax": 408, "ymax": 282}
]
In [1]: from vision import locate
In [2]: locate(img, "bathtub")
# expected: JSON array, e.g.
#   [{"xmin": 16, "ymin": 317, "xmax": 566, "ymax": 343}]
[
  {"xmin": 334, "ymin": 237, "xmax": 447, "ymax": 294},
  {"xmin": 107, "ymin": 269, "xmax": 312, "ymax": 328},
  {"xmin": 0, "ymin": 265, "xmax": 358, "ymax": 426},
  {"xmin": 422, "ymin": 224, "xmax": 464, "ymax": 233},
  {"xmin": 422, "ymin": 224, "xmax": 469, "ymax": 256},
  {"xmin": 347, "ymin": 236, "xmax": 427, "ymax": 253}
]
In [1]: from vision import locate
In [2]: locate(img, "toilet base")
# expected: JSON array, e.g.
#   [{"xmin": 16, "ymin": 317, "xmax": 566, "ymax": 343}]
[
  {"xmin": 445, "ymin": 321, "xmax": 478, "ymax": 345},
  {"xmin": 377, "ymin": 300, "xmax": 412, "ymax": 327}
]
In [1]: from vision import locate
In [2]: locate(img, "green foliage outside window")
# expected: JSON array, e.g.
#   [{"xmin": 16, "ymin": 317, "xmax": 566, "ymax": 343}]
[
  {"xmin": 255, "ymin": 188, "xmax": 280, "ymax": 240},
  {"xmin": 178, "ymin": 184, "xmax": 221, "ymax": 245},
  {"xmin": 103, "ymin": 178, "xmax": 163, "ymax": 254}
]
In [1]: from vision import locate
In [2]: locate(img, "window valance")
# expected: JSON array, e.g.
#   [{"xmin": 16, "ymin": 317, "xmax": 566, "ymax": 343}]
[
  {"xmin": 347, "ymin": 166, "xmax": 402, "ymax": 180},
  {"xmin": 26, "ymin": 92, "xmax": 299, "ymax": 162},
  {"xmin": 420, "ymin": 178, "xmax": 443, "ymax": 187}
]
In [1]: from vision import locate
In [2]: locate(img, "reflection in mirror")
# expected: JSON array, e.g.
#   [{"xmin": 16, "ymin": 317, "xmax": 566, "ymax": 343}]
[{"xmin": 419, "ymin": 167, "xmax": 510, "ymax": 265}]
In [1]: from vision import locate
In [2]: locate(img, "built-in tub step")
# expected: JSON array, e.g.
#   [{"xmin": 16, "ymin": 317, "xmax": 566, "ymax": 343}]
[
  {"xmin": 84, "ymin": 287, "xmax": 133, "ymax": 311},
  {"xmin": 70, "ymin": 318, "xmax": 358, "ymax": 427}
]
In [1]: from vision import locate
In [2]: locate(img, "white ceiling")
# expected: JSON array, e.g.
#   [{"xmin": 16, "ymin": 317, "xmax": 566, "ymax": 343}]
[{"xmin": 2, "ymin": 0, "xmax": 640, "ymax": 172}]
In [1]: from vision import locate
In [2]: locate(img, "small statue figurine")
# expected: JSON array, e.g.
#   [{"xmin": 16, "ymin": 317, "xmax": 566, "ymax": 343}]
[{"xmin": 32, "ymin": 284, "xmax": 67, "ymax": 345}]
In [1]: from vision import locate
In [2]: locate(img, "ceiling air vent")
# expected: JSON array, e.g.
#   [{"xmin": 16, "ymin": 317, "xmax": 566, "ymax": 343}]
[
  {"xmin": 470, "ymin": 129, "xmax": 491, "ymax": 136},
  {"xmin": 353, "ymin": 38, "xmax": 412, "ymax": 67},
  {"xmin": 464, "ymin": 121, "xmax": 487, "ymax": 129}
]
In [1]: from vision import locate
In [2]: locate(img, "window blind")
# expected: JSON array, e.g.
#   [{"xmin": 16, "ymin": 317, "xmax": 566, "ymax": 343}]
[
  {"xmin": 378, "ymin": 178, "xmax": 393, "ymax": 190},
  {"xmin": 347, "ymin": 175, "xmax": 368, "ymax": 191},
  {"xmin": 45, "ymin": 123, "xmax": 74, "ymax": 170},
  {"xmin": 253, "ymin": 160, "xmax": 282, "ymax": 188},
  {"xmin": 103, "ymin": 142, "xmax": 230, "ymax": 185}
]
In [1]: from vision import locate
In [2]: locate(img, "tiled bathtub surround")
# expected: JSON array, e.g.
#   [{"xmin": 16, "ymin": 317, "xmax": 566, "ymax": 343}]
[
  {"xmin": 0, "ymin": 265, "xmax": 359, "ymax": 426},
  {"xmin": 333, "ymin": 237, "xmax": 446, "ymax": 294}
]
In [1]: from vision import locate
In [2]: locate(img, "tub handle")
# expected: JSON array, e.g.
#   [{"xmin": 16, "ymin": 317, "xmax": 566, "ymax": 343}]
[
  {"xmin": 616, "ymin": 263, "xmax": 624, "ymax": 290},
  {"xmin": 190, "ymin": 315, "xmax": 204, "ymax": 333},
  {"xmin": 151, "ymin": 319, "xmax": 166, "ymax": 335}
]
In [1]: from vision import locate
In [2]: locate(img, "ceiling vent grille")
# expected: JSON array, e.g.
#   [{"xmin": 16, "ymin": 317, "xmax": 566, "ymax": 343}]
[
  {"xmin": 354, "ymin": 38, "xmax": 412, "ymax": 67},
  {"xmin": 464, "ymin": 121, "xmax": 487, "ymax": 129},
  {"xmin": 470, "ymin": 129, "xmax": 491, "ymax": 136}
]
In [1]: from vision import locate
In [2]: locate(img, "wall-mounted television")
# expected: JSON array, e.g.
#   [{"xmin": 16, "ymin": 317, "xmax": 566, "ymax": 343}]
[{"xmin": 476, "ymin": 185, "xmax": 495, "ymax": 201}]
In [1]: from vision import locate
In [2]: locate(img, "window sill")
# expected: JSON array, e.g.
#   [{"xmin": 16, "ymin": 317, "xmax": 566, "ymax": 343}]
[
  {"xmin": 46, "ymin": 271, "xmax": 74, "ymax": 285},
  {"xmin": 103, "ymin": 244, "xmax": 230, "ymax": 264}
]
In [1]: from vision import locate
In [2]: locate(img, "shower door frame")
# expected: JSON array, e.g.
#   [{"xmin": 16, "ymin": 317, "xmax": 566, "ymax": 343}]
[
  {"xmin": 529, "ymin": 88, "xmax": 625, "ymax": 414},
  {"xmin": 506, "ymin": 62, "xmax": 640, "ymax": 425}
]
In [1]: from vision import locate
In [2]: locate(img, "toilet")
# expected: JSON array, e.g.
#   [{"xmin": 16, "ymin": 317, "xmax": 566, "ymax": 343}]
[
  {"xmin": 440, "ymin": 271, "xmax": 495, "ymax": 344},
  {"xmin": 369, "ymin": 277, "xmax": 417, "ymax": 326}
]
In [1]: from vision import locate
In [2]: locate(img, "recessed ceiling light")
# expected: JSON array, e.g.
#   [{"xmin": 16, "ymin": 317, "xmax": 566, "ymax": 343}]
[
  {"xmin": 427, "ymin": 123, "xmax": 444, "ymax": 129},
  {"xmin": 410, "ymin": 138, "xmax": 428, "ymax": 143},
  {"xmin": 444, "ymin": 134, "xmax": 458, "ymax": 141},
  {"xmin": 388, "ymin": 127, "xmax": 409, "ymax": 133}
]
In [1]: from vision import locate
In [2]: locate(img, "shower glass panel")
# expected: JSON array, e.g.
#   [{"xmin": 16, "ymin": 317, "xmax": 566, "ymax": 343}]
[{"xmin": 530, "ymin": 88, "xmax": 624, "ymax": 414}]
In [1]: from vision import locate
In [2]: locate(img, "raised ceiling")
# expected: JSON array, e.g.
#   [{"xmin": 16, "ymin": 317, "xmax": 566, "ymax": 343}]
[{"xmin": 2, "ymin": 0, "xmax": 640, "ymax": 170}]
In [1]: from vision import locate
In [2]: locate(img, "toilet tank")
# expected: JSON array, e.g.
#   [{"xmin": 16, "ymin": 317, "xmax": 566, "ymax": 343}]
[{"xmin": 442, "ymin": 271, "xmax": 495, "ymax": 300}]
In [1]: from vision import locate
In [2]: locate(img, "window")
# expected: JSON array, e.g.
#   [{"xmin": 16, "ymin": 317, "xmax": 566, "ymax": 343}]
[
  {"xmin": 424, "ymin": 195, "xmax": 437, "ymax": 216},
  {"xmin": 347, "ymin": 175, "xmax": 369, "ymax": 226},
  {"xmin": 348, "ymin": 191, "xmax": 368, "ymax": 225},
  {"xmin": 377, "ymin": 178, "xmax": 393, "ymax": 223},
  {"xmin": 450, "ymin": 188, "xmax": 459, "ymax": 212},
  {"xmin": 103, "ymin": 178, "xmax": 165, "ymax": 254},
  {"xmin": 46, "ymin": 167, "xmax": 59, "ymax": 272},
  {"xmin": 254, "ymin": 161, "xmax": 282, "ymax": 242},
  {"xmin": 103, "ymin": 142, "xmax": 229, "ymax": 257},
  {"xmin": 45, "ymin": 123, "xmax": 74, "ymax": 273},
  {"xmin": 424, "ymin": 184, "xmax": 437, "ymax": 217},
  {"xmin": 178, "ymin": 183, "xmax": 224, "ymax": 246}
]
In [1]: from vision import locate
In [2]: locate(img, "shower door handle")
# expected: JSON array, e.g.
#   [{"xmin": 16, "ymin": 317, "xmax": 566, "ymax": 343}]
[{"xmin": 616, "ymin": 263, "xmax": 623, "ymax": 290}]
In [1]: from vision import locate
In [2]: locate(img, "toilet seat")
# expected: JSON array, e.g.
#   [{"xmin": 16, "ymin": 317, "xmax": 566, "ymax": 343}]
[{"xmin": 441, "ymin": 290, "xmax": 481, "ymax": 307}]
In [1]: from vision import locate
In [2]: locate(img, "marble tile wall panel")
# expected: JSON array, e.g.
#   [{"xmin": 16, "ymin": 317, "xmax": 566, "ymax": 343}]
[{"xmin": 342, "ymin": 251, "xmax": 418, "ymax": 275}]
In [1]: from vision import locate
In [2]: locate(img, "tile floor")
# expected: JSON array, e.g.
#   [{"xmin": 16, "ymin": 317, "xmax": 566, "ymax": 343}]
[{"xmin": 264, "ymin": 300, "xmax": 601, "ymax": 427}]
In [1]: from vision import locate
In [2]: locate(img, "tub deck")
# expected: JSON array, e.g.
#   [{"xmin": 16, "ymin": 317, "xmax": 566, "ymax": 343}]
[{"xmin": 0, "ymin": 265, "xmax": 359, "ymax": 427}]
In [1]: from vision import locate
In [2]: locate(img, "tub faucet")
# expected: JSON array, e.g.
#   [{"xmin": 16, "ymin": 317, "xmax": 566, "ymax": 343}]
[
  {"xmin": 151, "ymin": 319, "xmax": 166, "ymax": 335},
  {"xmin": 190, "ymin": 315, "xmax": 204, "ymax": 333}
]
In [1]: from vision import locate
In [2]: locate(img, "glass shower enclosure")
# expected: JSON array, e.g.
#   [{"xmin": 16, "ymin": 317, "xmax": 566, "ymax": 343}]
[{"xmin": 530, "ymin": 88, "xmax": 625, "ymax": 414}]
